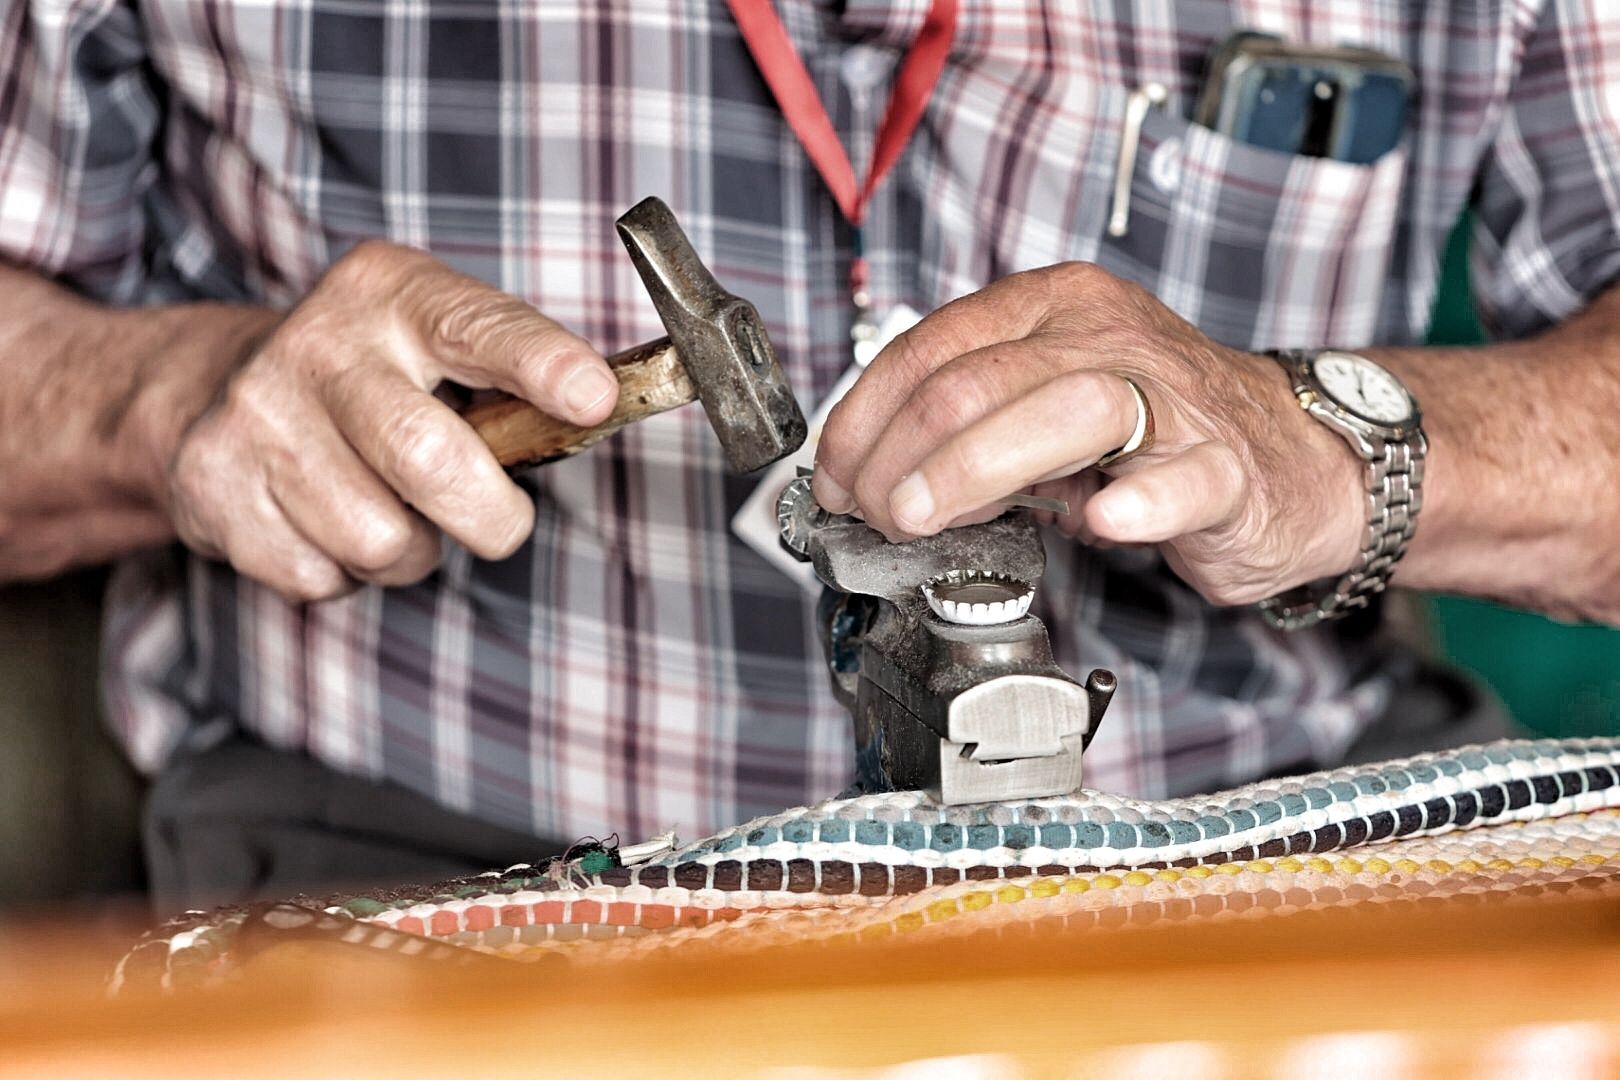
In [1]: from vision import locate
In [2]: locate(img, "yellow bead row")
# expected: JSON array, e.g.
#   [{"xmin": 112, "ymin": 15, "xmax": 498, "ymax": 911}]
[{"xmin": 907, "ymin": 849, "xmax": 1620, "ymax": 930}]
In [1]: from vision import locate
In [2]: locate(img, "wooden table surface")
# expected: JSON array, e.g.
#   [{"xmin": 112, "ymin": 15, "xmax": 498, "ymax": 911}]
[{"xmin": 3, "ymin": 888, "xmax": 1618, "ymax": 1078}]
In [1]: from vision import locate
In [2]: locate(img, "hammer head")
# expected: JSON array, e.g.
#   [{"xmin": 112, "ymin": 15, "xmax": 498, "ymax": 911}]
[{"xmin": 616, "ymin": 197, "xmax": 808, "ymax": 473}]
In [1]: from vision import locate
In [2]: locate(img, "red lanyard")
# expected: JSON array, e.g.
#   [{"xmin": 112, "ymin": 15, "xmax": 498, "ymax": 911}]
[{"xmin": 725, "ymin": 0, "xmax": 958, "ymax": 317}]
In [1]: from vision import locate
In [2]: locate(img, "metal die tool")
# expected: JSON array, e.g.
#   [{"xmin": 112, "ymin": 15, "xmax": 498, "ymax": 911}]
[{"xmin": 777, "ymin": 476, "xmax": 1116, "ymax": 805}]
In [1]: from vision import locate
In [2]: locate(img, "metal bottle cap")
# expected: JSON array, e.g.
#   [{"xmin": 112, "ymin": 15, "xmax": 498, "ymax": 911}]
[{"xmin": 922, "ymin": 570, "xmax": 1035, "ymax": 626}]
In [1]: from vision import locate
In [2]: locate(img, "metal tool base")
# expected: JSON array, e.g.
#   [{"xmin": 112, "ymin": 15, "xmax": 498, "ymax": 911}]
[{"xmin": 779, "ymin": 476, "xmax": 1116, "ymax": 805}]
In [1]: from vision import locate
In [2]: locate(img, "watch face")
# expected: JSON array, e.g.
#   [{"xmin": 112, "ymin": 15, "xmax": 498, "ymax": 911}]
[{"xmin": 1311, "ymin": 351, "xmax": 1414, "ymax": 425}]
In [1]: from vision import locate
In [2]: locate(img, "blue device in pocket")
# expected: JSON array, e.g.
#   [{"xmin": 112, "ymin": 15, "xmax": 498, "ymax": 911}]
[{"xmin": 1194, "ymin": 32, "xmax": 1414, "ymax": 165}]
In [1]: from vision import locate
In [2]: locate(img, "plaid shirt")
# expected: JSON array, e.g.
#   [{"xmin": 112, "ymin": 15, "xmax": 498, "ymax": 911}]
[{"xmin": 4, "ymin": 1, "xmax": 1618, "ymax": 843}]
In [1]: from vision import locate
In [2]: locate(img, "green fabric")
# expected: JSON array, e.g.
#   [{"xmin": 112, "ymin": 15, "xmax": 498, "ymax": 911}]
[
  {"xmin": 577, "ymin": 849, "xmax": 616, "ymax": 875},
  {"xmin": 1424, "ymin": 214, "xmax": 1620, "ymax": 736}
]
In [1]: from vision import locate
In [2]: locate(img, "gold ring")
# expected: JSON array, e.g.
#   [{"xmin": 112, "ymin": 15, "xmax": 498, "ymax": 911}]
[{"xmin": 1095, "ymin": 376, "xmax": 1155, "ymax": 468}]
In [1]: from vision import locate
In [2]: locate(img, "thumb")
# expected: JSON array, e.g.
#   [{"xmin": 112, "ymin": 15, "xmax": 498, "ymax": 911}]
[
  {"xmin": 1085, "ymin": 441, "xmax": 1245, "ymax": 544},
  {"xmin": 405, "ymin": 264, "xmax": 617, "ymax": 426}
]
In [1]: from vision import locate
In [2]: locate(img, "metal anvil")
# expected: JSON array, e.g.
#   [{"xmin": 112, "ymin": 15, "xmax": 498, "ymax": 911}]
[{"xmin": 777, "ymin": 477, "xmax": 1116, "ymax": 805}]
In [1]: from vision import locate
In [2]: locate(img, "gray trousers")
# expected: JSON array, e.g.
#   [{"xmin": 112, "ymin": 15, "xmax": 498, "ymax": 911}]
[{"xmin": 143, "ymin": 736, "xmax": 567, "ymax": 916}]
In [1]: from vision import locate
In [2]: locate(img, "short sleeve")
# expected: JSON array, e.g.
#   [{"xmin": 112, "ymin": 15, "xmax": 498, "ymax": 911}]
[
  {"xmin": 1471, "ymin": 0, "xmax": 1620, "ymax": 339},
  {"xmin": 0, "ymin": 0, "xmax": 159, "ymax": 302}
]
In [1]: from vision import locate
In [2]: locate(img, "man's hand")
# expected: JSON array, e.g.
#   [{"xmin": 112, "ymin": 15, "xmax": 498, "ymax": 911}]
[
  {"xmin": 155, "ymin": 242, "xmax": 618, "ymax": 602},
  {"xmin": 812, "ymin": 263, "xmax": 1365, "ymax": 608}
]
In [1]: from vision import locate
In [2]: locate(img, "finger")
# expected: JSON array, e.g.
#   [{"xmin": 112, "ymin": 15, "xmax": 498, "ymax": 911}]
[
  {"xmin": 265, "ymin": 414, "xmax": 442, "ymax": 587},
  {"xmin": 814, "ymin": 273, "xmax": 1055, "ymax": 511},
  {"xmin": 839, "ymin": 340, "xmax": 1073, "ymax": 536},
  {"xmin": 222, "ymin": 490, "xmax": 355, "ymax": 604},
  {"xmin": 1085, "ymin": 441, "xmax": 1245, "ymax": 545},
  {"xmin": 322, "ymin": 362, "xmax": 536, "ymax": 560},
  {"xmin": 163, "ymin": 377, "xmax": 363, "ymax": 602},
  {"xmin": 399, "ymin": 260, "xmax": 617, "ymax": 426},
  {"xmin": 871, "ymin": 367, "xmax": 1141, "ymax": 538}
]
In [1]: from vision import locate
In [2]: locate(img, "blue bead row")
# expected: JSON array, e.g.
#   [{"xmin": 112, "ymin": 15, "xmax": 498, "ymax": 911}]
[{"xmin": 670, "ymin": 738, "xmax": 1620, "ymax": 865}]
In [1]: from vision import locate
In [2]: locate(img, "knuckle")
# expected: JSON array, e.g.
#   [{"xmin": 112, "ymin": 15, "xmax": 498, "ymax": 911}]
[
  {"xmin": 168, "ymin": 482, "xmax": 212, "ymax": 547},
  {"xmin": 286, "ymin": 558, "xmax": 350, "ymax": 604},
  {"xmin": 167, "ymin": 486, "xmax": 221, "ymax": 558},
  {"xmin": 1052, "ymin": 368, "xmax": 1113, "ymax": 412},
  {"xmin": 422, "ymin": 289, "xmax": 562, "ymax": 384},
  {"xmin": 216, "ymin": 367, "xmax": 293, "ymax": 439},
  {"xmin": 335, "ymin": 238, "xmax": 416, "ymax": 287},
  {"xmin": 1041, "ymin": 263, "xmax": 1142, "ymax": 336},
  {"xmin": 228, "ymin": 546, "xmax": 330, "ymax": 603},
  {"xmin": 343, "ymin": 511, "xmax": 415, "ymax": 575},
  {"xmin": 172, "ymin": 515, "xmax": 214, "ymax": 557},
  {"xmin": 425, "ymin": 288, "xmax": 516, "ymax": 356},
  {"xmin": 169, "ymin": 442, "xmax": 210, "ymax": 505},
  {"xmin": 1058, "ymin": 259, "xmax": 1103, "ymax": 282},
  {"xmin": 267, "ymin": 311, "xmax": 329, "ymax": 370},
  {"xmin": 912, "ymin": 366, "xmax": 992, "ymax": 443},
  {"xmin": 1053, "ymin": 260, "xmax": 1113, "ymax": 294},
  {"xmin": 170, "ymin": 428, "xmax": 234, "ymax": 511},
  {"xmin": 217, "ymin": 378, "xmax": 259, "ymax": 426},
  {"xmin": 392, "ymin": 535, "xmax": 444, "ymax": 585},
  {"xmin": 1217, "ymin": 449, "xmax": 1255, "ymax": 510},
  {"xmin": 509, "ymin": 336, "xmax": 580, "ymax": 393},
  {"xmin": 380, "ymin": 403, "xmax": 460, "ymax": 493}
]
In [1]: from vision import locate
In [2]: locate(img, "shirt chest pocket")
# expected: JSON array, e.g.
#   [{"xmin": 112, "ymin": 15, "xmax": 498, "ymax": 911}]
[{"xmin": 1093, "ymin": 104, "xmax": 1408, "ymax": 352}]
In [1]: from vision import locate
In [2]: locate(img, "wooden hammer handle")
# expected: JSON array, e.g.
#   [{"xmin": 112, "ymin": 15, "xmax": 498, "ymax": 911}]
[{"xmin": 459, "ymin": 337, "xmax": 696, "ymax": 470}]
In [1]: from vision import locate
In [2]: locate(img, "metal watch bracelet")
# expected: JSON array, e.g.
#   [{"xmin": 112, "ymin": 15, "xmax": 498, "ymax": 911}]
[{"xmin": 1258, "ymin": 351, "xmax": 1428, "ymax": 632}]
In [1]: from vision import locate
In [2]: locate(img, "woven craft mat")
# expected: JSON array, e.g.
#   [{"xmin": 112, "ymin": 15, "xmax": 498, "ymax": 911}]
[{"xmin": 115, "ymin": 737, "xmax": 1620, "ymax": 991}]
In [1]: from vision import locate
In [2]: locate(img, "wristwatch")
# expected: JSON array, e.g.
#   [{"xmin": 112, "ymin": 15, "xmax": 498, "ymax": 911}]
[{"xmin": 1259, "ymin": 348, "xmax": 1427, "ymax": 631}]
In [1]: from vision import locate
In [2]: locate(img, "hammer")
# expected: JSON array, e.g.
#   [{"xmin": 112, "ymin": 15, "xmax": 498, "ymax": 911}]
[{"xmin": 459, "ymin": 197, "xmax": 808, "ymax": 474}]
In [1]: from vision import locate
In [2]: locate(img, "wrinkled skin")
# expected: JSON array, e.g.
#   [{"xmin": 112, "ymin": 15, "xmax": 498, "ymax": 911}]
[
  {"xmin": 813, "ymin": 262, "xmax": 1364, "ymax": 608},
  {"xmin": 163, "ymin": 241, "xmax": 619, "ymax": 602}
]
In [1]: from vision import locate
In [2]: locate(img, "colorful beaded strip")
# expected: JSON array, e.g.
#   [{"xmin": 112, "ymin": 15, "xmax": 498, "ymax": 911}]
[{"xmin": 114, "ymin": 737, "xmax": 1620, "ymax": 990}]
